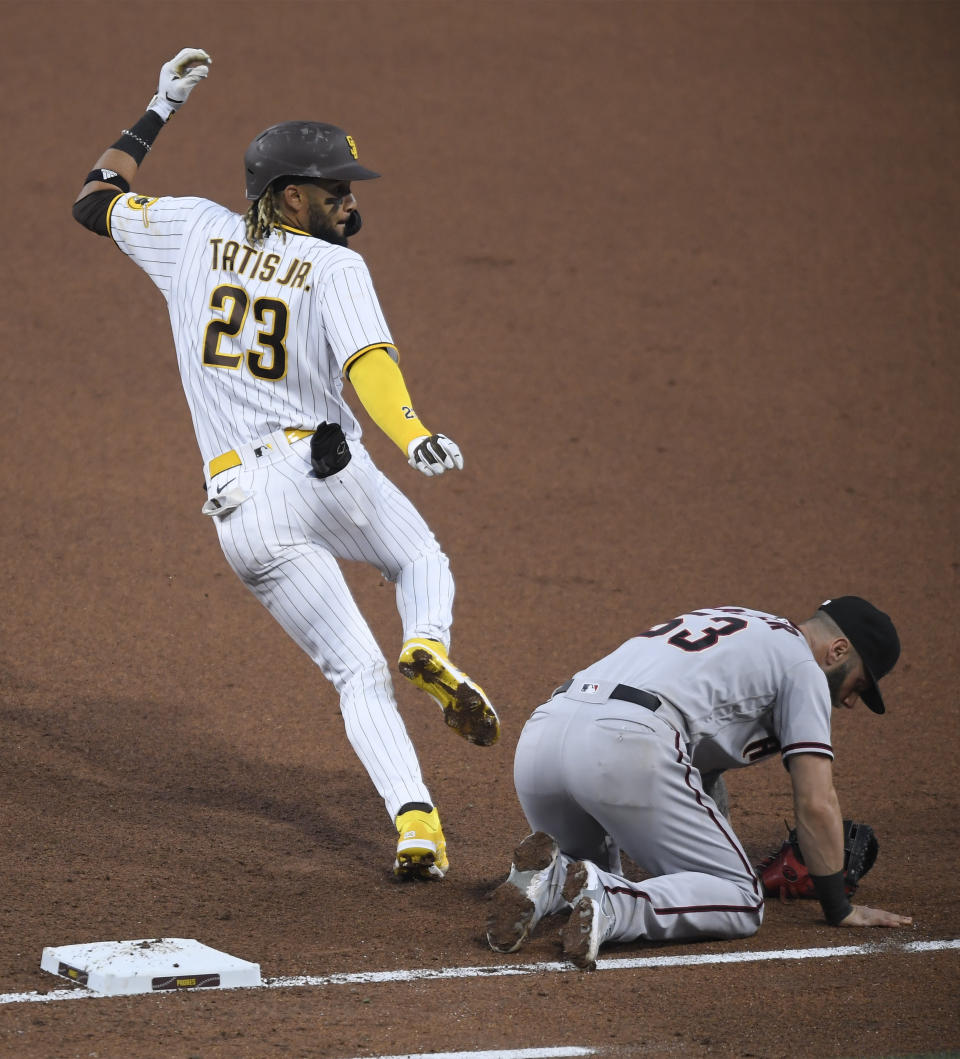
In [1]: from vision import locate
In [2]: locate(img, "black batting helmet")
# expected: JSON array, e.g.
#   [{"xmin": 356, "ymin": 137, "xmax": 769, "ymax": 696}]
[{"xmin": 244, "ymin": 121, "xmax": 380, "ymax": 200}]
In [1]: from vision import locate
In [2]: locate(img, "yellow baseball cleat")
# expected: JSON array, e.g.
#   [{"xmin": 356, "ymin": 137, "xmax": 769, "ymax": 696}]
[
  {"xmin": 398, "ymin": 638, "xmax": 501, "ymax": 746},
  {"xmin": 394, "ymin": 806, "xmax": 449, "ymax": 880}
]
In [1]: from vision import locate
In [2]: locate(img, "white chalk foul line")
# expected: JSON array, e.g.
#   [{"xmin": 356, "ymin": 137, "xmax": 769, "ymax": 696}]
[
  {"xmin": 0, "ymin": 937, "xmax": 956, "ymax": 1005},
  {"xmin": 263, "ymin": 937, "xmax": 960, "ymax": 987},
  {"xmin": 343, "ymin": 1050, "xmax": 595, "ymax": 1059}
]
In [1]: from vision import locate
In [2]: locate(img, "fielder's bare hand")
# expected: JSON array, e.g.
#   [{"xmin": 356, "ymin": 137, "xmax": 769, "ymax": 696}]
[
  {"xmin": 839, "ymin": 904, "xmax": 912, "ymax": 928},
  {"xmin": 148, "ymin": 47, "xmax": 212, "ymax": 121}
]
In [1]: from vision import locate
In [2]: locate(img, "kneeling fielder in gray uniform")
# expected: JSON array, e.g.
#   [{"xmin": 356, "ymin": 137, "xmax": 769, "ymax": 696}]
[{"xmin": 486, "ymin": 597, "xmax": 913, "ymax": 969}]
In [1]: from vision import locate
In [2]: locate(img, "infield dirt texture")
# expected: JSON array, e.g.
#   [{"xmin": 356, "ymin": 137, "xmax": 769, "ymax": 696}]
[{"xmin": 1, "ymin": 2, "xmax": 957, "ymax": 1056}]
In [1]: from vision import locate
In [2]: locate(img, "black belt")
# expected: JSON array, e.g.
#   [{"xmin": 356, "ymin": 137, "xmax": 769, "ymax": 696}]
[{"xmin": 553, "ymin": 679, "xmax": 661, "ymax": 712}]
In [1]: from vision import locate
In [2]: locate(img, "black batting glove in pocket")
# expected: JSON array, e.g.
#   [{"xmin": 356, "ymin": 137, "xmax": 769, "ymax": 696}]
[{"xmin": 310, "ymin": 422, "xmax": 352, "ymax": 479}]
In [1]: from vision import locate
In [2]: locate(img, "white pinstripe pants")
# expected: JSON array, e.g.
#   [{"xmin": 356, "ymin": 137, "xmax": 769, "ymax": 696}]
[{"xmin": 206, "ymin": 433, "xmax": 453, "ymax": 819}]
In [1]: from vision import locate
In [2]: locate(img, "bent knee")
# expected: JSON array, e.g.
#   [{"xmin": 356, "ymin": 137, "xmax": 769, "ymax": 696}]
[
  {"xmin": 730, "ymin": 901, "xmax": 764, "ymax": 939},
  {"xmin": 336, "ymin": 656, "xmax": 392, "ymax": 697}
]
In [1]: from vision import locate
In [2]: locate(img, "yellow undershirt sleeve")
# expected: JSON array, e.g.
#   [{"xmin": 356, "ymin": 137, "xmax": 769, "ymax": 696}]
[{"xmin": 347, "ymin": 346, "xmax": 430, "ymax": 453}]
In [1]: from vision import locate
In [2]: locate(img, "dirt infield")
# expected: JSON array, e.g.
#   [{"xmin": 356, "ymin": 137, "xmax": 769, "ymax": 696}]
[{"xmin": 1, "ymin": 1, "xmax": 958, "ymax": 1056}]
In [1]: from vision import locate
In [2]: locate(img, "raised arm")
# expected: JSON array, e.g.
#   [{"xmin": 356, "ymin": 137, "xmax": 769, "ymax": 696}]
[{"xmin": 73, "ymin": 48, "xmax": 211, "ymax": 228}]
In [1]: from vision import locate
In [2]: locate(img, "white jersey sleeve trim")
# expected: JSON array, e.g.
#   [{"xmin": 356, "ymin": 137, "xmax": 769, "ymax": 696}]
[{"xmin": 780, "ymin": 741, "xmax": 834, "ymax": 761}]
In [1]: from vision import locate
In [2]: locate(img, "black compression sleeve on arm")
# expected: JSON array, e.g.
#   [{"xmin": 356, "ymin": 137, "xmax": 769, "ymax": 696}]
[
  {"xmin": 811, "ymin": 871, "xmax": 853, "ymax": 925},
  {"xmin": 72, "ymin": 189, "xmax": 121, "ymax": 237},
  {"xmin": 84, "ymin": 169, "xmax": 130, "ymax": 192},
  {"xmin": 110, "ymin": 109, "xmax": 165, "ymax": 164}
]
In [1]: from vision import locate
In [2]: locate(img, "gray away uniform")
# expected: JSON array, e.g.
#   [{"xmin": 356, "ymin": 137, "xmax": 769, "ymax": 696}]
[{"xmin": 512, "ymin": 606, "xmax": 834, "ymax": 943}]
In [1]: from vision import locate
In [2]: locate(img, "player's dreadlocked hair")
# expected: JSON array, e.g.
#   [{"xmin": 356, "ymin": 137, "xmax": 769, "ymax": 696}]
[{"xmin": 244, "ymin": 187, "xmax": 289, "ymax": 246}]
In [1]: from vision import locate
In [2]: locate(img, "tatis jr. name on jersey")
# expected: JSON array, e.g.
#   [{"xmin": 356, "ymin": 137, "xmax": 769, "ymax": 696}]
[{"xmin": 209, "ymin": 239, "xmax": 313, "ymax": 288}]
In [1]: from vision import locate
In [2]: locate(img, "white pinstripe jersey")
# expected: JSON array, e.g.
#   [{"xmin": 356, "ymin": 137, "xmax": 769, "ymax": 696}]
[
  {"xmin": 572, "ymin": 606, "xmax": 833, "ymax": 771},
  {"xmin": 106, "ymin": 192, "xmax": 396, "ymax": 467}
]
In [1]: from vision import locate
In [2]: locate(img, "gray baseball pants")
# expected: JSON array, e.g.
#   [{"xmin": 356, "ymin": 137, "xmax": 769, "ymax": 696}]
[{"xmin": 512, "ymin": 688, "xmax": 764, "ymax": 943}]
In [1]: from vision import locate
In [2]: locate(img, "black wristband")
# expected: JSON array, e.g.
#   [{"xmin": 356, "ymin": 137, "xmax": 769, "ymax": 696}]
[
  {"xmin": 110, "ymin": 110, "xmax": 165, "ymax": 164},
  {"xmin": 811, "ymin": 871, "xmax": 853, "ymax": 925},
  {"xmin": 84, "ymin": 168, "xmax": 130, "ymax": 192}
]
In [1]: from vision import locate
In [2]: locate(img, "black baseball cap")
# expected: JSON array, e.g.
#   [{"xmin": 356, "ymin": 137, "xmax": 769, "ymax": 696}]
[{"xmin": 818, "ymin": 596, "xmax": 900, "ymax": 714}]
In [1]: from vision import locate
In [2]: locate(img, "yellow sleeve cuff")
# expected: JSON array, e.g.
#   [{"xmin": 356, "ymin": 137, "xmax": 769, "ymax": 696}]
[{"xmin": 348, "ymin": 346, "xmax": 429, "ymax": 453}]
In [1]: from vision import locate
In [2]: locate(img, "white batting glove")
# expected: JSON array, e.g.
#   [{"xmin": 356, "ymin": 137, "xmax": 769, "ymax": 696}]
[
  {"xmin": 407, "ymin": 434, "xmax": 464, "ymax": 477},
  {"xmin": 147, "ymin": 48, "xmax": 212, "ymax": 121}
]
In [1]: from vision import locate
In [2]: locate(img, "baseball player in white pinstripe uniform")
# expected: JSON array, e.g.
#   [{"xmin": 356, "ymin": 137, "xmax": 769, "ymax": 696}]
[
  {"xmin": 486, "ymin": 598, "xmax": 912, "ymax": 967},
  {"xmin": 73, "ymin": 49, "xmax": 500, "ymax": 880}
]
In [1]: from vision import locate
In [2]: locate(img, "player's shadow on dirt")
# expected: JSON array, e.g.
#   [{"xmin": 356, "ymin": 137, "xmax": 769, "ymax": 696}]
[{"xmin": 0, "ymin": 671, "xmax": 383, "ymax": 860}]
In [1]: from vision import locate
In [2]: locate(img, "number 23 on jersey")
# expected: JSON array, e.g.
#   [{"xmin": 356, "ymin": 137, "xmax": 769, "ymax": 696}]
[{"xmin": 202, "ymin": 283, "xmax": 289, "ymax": 381}]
